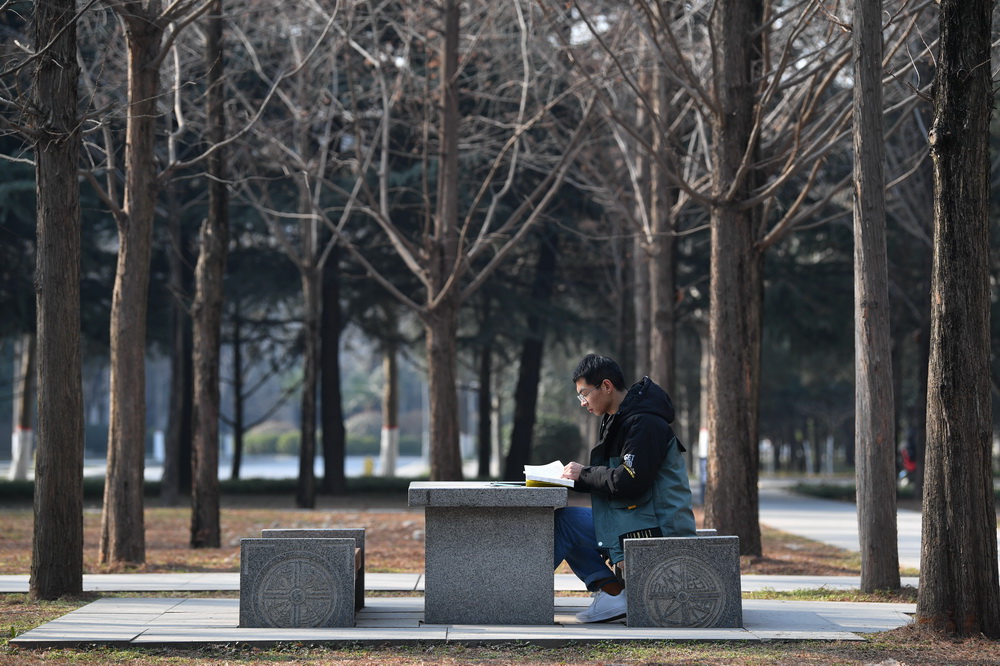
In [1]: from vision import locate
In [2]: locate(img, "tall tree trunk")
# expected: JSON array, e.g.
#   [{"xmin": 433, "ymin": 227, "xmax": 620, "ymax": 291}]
[
  {"xmin": 191, "ymin": 0, "xmax": 228, "ymax": 548},
  {"xmin": 297, "ymin": 267, "xmax": 319, "ymax": 507},
  {"xmin": 613, "ymin": 218, "xmax": 634, "ymax": 385},
  {"xmin": 477, "ymin": 343, "xmax": 492, "ymax": 478},
  {"xmin": 648, "ymin": 58, "xmax": 678, "ymax": 394},
  {"xmin": 320, "ymin": 250, "xmax": 346, "ymax": 494},
  {"xmin": 29, "ymin": 0, "xmax": 84, "ymax": 599},
  {"xmin": 634, "ymin": 239, "xmax": 651, "ymax": 380},
  {"xmin": 425, "ymin": 302, "xmax": 462, "ymax": 480},
  {"xmin": 230, "ymin": 303, "xmax": 244, "ymax": 481},
  {"xmin": 101, "ymin": 14, "xmax": 163, "ymax": 566},
  {"xmin": 379, "ymin": 336, "xmax": 399, "ymax": 477},
  {"xmin": 8, "ymin": 333, "xmax": 36, "ymax": 481},
  {"xmin": 504, "ymin": 226, "xmax": 558, "ymax": 479},
  {"xmin": 703, "ymin": 0, "xmax": 763, "ymax": 557},
  {"xmin": 853, "ymin": 0, "xmax": 899, "ymax": 592},
  {"xmin": 648, "ymin": 228, "xmax": 676, "ymax": 393},
  {"xmin": 161, "ymin": 184, "xmax": 193, "ymax": 505},
  {"xmin": 633, "ymin": 51, "xmax": 651, "ymax": 381},
  {"xmin": 625, "ymin": 57, "xmax": 656, "ymax": 379},
  {"xmin": 917, "ymin": 0, "xmax": 1000, "ymax": 637},
  {"xmin": 424, "ymin": 0, "xmax": 463, "ymax": 482}
]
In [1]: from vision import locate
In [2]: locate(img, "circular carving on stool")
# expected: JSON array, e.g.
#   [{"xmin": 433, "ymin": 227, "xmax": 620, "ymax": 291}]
[
  {"xmin": 256, "ymin": 552, "xmax": 338, "ymax": 627},
  {"xmin": 640, "ymin": 555, "xmax": 726, "ymax": 627}
]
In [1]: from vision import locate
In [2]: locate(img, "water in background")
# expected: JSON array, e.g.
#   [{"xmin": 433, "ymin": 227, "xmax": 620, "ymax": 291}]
[{"xmin": 84, "ymin": 455, "xmax": 430, "ymax": 482}]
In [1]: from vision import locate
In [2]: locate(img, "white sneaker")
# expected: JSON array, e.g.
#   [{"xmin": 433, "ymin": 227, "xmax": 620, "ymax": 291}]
[{"xmin": 575, "ymin": 589, "xmax": 627, "ymax": 623}]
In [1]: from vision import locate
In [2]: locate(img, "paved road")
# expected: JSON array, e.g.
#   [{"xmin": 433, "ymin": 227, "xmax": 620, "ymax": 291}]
[{"xmin": 758, "ymin": 479, "xmax": 1000, "ymax": 574}]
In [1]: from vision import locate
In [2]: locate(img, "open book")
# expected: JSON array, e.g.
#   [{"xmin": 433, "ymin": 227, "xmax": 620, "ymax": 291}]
[{"xmin": 523, "ymin": 460, "xmax": 574, "ymax": 488}]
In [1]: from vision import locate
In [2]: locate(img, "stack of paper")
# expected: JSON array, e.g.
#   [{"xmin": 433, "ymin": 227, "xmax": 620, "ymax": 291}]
[{"xmin": 523, "ymin": 460, "xmax": 574, "ymax": 488}]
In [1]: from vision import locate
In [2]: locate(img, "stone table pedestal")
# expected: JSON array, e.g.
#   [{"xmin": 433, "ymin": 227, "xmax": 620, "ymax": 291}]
[{"xmin": 408, "ymin": 481, "xmax": 568, "ymax": 625}]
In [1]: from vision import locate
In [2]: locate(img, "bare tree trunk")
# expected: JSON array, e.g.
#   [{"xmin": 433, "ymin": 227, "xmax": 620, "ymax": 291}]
[
  {"xmin": 161, "ymin": 184, "xmax": 193, "ymax": 505},
  {"xmin": 703, "ymin": 0, "xmax": 764, "ymax": 557},
  {"xmin": 425, "ymin": 302, "xmax": 462, "ymax": 480},
  {"xmin": 29, "ymin": 0, "xmax": 84, "ymax": 598},
  {"xmin": 320, "ymin": 251, "xmax": 346, "ymax": 494},
  {"xmin": 504, "ymin": 226, "xmax": 558, "ymax": 479},
  {"xmin": 296, "ymin": 267, "xmax": 319, "ymax": 507},
  {"xmin": 101, "ymin": 14, "xmax": 164, "ymax": 566},
  {"xmin": 8, "ymin": 333, "xmax": 36, "ymax": 481},
  {"xmin": 917, "ymin": 0, "xmax": 1000, "ymax": 637},
  {"xmin": 379, "ymin": 337, "xmax": 399, "ymax": 477},
  {"xmin": 853, "ymin": 0, "xmax": 899, "ymax": 593},
  {"xmin": 634, "ymin": 238, "xmax": 651, "ymax": 380},
  {"xmin": 633, "ymin": 56, "xmax": 651, "ymax": 381},
  {"xmin": 648, "ymin": 62, "xmax": 677, "ymax": 394},
  {"xmin": 477, "ymin": 344, "xmax": 492, "ymax": 478},
  {"xmin": 609, "ymin": 217, "xmax": 634, "ymax": 373},
  {"xmin": 191, "ymin": 0, "xmax": 228, "ymax": 548},
  {"xmin": 230, "ymin": 305, "xmax": 244, "ymax": 481},
  {"xmin": 424, "ymin": 0, "xmax": 463, "ymax": 482},
  {"xmin": 648, "ymin": 227, "xmax": 676, "ymax": 393}
]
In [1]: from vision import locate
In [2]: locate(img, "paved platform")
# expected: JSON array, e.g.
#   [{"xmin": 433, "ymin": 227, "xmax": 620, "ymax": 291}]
[
  {"xmin": 4, "ymin": 569, "xmax": 919, "ymax": 647},
  {"xmin": 10, "ymin": 595, "xmax": 916, "ymax": 648}
]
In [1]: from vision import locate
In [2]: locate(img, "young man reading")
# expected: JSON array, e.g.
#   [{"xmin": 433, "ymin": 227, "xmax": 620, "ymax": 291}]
[{"xmin": 554, "ymin": 353, "xmax": 696, "ymax": 622}]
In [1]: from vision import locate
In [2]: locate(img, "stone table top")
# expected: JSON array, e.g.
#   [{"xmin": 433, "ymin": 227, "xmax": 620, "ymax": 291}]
[{"xmin": 407, "ymin": 481, "xmax": 568, "ymax": 508}]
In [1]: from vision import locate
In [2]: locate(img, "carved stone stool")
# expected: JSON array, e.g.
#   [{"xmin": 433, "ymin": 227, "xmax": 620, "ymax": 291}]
[
  {"xmin": 262, "ymin": 527, "xmax": 366, "ymax": 610},
  {"xmin": 239, "ymin": 537, "xmax": 358, "ymax": 628},
  {"xmin": 623, "ymin": 535, "xmax": 742, "ymax": 628}
]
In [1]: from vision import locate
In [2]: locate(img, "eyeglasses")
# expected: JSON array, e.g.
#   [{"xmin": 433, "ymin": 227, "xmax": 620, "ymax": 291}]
[{"xmin": 577, "ymin": 385, "xmax": 600, "ymax": 404}]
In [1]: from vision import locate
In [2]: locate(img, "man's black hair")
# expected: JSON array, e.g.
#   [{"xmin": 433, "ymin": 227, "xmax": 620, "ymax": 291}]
[{"xmin": 573, "ymin": 354, "xmax": 627, "ymax": 391}]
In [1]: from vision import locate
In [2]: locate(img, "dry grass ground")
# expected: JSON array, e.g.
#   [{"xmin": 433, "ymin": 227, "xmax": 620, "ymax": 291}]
[{"xmin": 1, "ymin": 487, "xmax": 998, "ymax": 665}]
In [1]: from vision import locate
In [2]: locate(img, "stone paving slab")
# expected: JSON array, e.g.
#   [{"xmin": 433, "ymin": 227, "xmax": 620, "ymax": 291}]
[
  {"xmin": 10, "ymin": 596, "xmax": 915, "ymax": 648},
  {"xmin": 0, "ymin": 573, "xmax": 921, "ymax": 594},
  {"xmin": 0, "ymin": 573, "xmax": 423, "ymax": 593}
]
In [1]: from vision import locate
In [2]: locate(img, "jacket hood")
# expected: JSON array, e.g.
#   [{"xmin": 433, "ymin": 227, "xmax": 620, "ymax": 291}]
[{"xmin": 616, "ymin": 376, "xmax": 674, "ymax": 423}]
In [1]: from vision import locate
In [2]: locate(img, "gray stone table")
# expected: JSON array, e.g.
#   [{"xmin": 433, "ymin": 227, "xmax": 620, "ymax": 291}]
[{"xmin": 407, "ymin": 481, "xmax": 568, "ymax": 625}]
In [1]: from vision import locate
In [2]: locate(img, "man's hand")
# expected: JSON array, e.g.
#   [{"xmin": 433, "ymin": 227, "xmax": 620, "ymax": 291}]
[{"xmin": 562, "ymin": 461, "xmax": 584, "ymax": 480}]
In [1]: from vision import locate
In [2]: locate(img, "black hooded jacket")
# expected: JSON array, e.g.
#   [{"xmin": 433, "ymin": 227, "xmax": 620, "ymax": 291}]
[{"xmin": 575, "ymin": 376, "xmax": 696, "ymax": 562}]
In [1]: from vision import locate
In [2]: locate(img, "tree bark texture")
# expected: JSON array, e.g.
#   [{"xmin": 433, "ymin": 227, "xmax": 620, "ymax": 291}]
[
  {"xmin": 161, "ymin": 186, "xmax": 193, "ymax": 505},
  {"xmin": 703, "ymin": 0, "xmax": 764, "ymax": 557},
  {"xmin": 191, "ymin": 0, "xmax": 228, "ymax": 548},
  {"xmin": 29, "ymin": 0, "xmax": 85, "ymax": 599},
  {"xmin": 426, "ymin": 301, "xmax": 462, "ymax": 480},
  {"xmin": 647, "ymin": 53, "xmax": 678, "ymax": 395},
  {"xmin": 917, "ymin": 0, "xmax": 1000, "ymax": 637},
  {"xmin": 296, "ymin": 267, "xmax": 319, "ymax": 507},
  {"xmin": 633, "ymin": 56, "xmax": 652, "ymax": 382},
  {"xmin": 100, "ymin": 13, "xmax": 163, "ymax": 567},
  {"xmin": 504, "ymin": 226, "xmax": 558, "ymax": 480},
  {"xmin": 634, "ymin": 237, "xmax": 651, "ymax": 381},
  {"xmin": 852, "ymin": 0, "xmax": 900, "ymax": 592},
  {"xmin": 321, "ymin": 252, "xmax": 347, "ymax": 494},
  {"xmin": 423, "ymin": 0, "xmax": 464, "ymax": 481}
]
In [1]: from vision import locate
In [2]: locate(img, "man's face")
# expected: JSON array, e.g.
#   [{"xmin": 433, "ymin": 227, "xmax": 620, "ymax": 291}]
[{"xmin": 575, "ymin": 378, "xmax": 607, "ymax": 416}]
